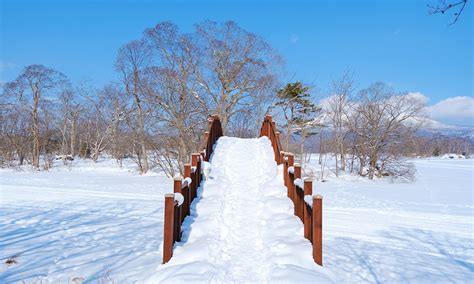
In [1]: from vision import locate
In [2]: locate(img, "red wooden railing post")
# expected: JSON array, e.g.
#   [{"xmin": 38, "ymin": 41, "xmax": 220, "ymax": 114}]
[
  {"xmin": 163, "ymin": 114, "xmax": 224, "ymax": 263},
  {"xmin": 173, "ymin": 176, "xmax": 182, "ymax": 196},
  {"xmin": 303, "ymin": 179, "xmax": 313, "ymax": 240},
  {"xmin": 275, "ymin": 132, "xmax": 281, "ymax": 164},
  {"xmin": 191, "ymin": 153, "xmax": 200, "ymax": 192},
  {"xmin": 163, "ymin": 193, "xmax": 175, "ymax": 264},
  {"xmin": 312, "ymin": 195, "xmax": 323, "ymax": 266},
  {"xmin": 200, "ymin": 150, "xmax": 205, "ymax": 183},
  {"xmin": 259, "ymin": 114, "xmax": 282, "ymax": 165},
  {"xmin": 293, "ymin": 163, "xmax": 302, "ymax": 217},
  {"xmin": 173, "ymin": 177, "xmax": 183, "ymax": 241}
]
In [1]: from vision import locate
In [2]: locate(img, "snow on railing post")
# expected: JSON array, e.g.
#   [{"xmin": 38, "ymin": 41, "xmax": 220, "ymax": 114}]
[
  {"xmin": 183, "ymin": 164, "xmax": 191, "ymax": 217},
  {"xmin": 191, "ymin": 153, "xmax": 200, "ymax": 190},
  {"xmin": 293, "ymin": 163, "xmax": 302, "ymax": 218},
  {"xmin": 173, "ymin": 177, "xmax": 183, "ymax": 241},
  {"xmin": 163, "ymin": 193, "xmax": 175, "ymax": 264},
  {"xmin": 207, "ymin": 117, "xmax": 213, "ymax": 129},
  {"xmin": 190, "ymin": 168, "xmax": 196, "ymax": 201},
  {"xmin": 184, "ymin": 163, "xmax": 194, "ymax": 204},
  {"xmin": 200, "ymin": 150, "xmax": 206, "ymax": 185},
  {"xmin": 312, "ymin": 195, "xmax": 323, "ymax": 266},
  {"xmin": 303, "ymin": 179, "xmax": 313, "ymax": 240},
  {"xmin": 286, "ymin": 153, "xmax": 294, "ymax": 198}
]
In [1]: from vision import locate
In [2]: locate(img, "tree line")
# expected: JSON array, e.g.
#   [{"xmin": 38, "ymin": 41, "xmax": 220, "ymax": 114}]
[
  {"xmin": 1, "ymin": 21, "xmax": 279, "ymax": 175},
  {"xmin": 1, "ymin": 21, "xmax": 471, "ymax": 179}
]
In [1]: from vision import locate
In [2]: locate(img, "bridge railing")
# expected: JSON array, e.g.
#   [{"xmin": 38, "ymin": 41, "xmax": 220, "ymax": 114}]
[
  {"xmin": 259, "ymin": 115, "xmax": 323, "ymax": 266},
  {"xmin": 203, "ymin": 114, "xmax": 223, "ymax": 162},
  {"xmin": 259, "ymin": 114, "xmax": 282, "ymax": 164},
  {"xmin": 283, "ymin": 153, "xmax": 323, "ymax": 266},
  {"xmin": 162, "ymin": 115, "xmax": 223, "ymax": 264}
]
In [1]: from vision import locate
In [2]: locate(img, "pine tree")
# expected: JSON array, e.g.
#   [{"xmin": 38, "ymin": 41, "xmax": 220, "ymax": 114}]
[{"xmin": 275, "ymin": 82, "xmax": 320, "ymax": 161}]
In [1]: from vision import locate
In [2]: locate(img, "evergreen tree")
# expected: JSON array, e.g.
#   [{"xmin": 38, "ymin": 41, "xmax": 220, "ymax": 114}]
[{"xmin": 275, "ymin": 82, "xmax": 320, "ymax": 159}]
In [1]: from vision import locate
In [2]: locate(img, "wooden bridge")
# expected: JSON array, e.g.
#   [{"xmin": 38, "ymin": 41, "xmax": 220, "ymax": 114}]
[{"xmin": 161, "ymin": 114, "xmax": 324, "ymax": 274}]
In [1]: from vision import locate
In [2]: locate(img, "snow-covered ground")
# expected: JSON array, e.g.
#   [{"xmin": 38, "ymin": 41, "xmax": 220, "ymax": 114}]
[
  {"xmin": 1, "ymin": 142, "xmax": 473, "ymax": 283},
  {"xmin": 303, "ymin": 157, "xmax": 474, "ymax": 283},
  {"xmin": 0, "ymin": 159, "xmax": 171, "ymax": 283}
]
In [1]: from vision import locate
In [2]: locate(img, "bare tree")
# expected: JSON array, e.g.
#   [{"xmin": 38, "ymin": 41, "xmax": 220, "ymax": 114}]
[
  {"xmin": 348, "ymin": 83, "xmax": 426, "ymax": 179},
  {"xmin": 194, "ymin": 21, "xmax": 281, "ymax": 132},
  {"xmin": 116, "ymin": 40, "xmax": 151, "ymax": 173},
  {"xmin": 79, "ymin": 86, "xmax": 115, "ymax": 162},
  {"xmin": 326, "ymin": 71, "xmax": 355, "ymax": 176},
  {"xmin": 143, "ymin": 22, "xmax": 206, "ymax": 173},
  {"xmin": 428, "ymin": 0, "xmax": 470, "ymax": 24},
  {"xmin": 3, "ymin": 65, "xmax": 67, "ymax": 169}
]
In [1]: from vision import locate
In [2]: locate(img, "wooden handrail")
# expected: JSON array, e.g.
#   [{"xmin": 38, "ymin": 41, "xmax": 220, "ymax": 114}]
[
  {"xmin": 259, "ymin": 114, "xmax": 282, "ymax": 164},
  {"xmin": 163, "ymin": 114, "xmax": 223, "ymax": 264},
  {"xmin": 282, "ymin": 151, "xmax": 323, "ymax": 266},
  {"xmin": 203, "ymin": 114, "xmax": 223, "ymax": 162}
]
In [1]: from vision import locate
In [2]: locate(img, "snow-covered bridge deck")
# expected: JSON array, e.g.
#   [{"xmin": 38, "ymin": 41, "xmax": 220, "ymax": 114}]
[{"xmin": 149, "ymin": 136, "xmax": 332, "ymax": 282}]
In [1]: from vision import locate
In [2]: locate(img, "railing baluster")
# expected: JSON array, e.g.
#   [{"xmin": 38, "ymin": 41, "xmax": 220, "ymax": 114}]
[
  {"xmin": 312, "ymin": 195, "xmax": 323, "ymax": 266},
  {"xmin": 303, "ymin": 179, "xmax": 313, "ymax": 240}
]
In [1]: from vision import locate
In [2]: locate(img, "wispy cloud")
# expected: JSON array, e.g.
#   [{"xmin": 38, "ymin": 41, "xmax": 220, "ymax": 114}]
[
  {"xmin": 289, "ymin": 34, "xmax": 299, "ymax": 44},
  {"xmin": 0, "ymin": 61, "xmax": 17, "ymax": 71}
]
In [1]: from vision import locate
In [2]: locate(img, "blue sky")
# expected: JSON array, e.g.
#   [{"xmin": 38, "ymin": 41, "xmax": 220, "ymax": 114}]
[{"xmin": 1, "ymin": 0, "xmax": 472, "ymax": 125}]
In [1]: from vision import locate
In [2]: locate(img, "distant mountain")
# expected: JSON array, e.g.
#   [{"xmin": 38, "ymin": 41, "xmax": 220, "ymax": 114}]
[
  {"xmin": 418, "ymin": 118, "xmax": 474, "ymax": 139},
  {"xmin": 309, "ymin": 114, "xmax": 474, "ymax": 140}
]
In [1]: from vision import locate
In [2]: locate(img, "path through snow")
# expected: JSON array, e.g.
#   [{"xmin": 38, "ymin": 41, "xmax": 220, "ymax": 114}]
[{"xmin": 148, "ymin": 137, "xmax": 333, "ymax": 282}]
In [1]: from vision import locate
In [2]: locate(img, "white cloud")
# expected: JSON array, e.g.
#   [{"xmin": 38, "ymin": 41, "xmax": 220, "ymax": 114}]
[
  {"xmin": 405, "ymin": 92, "xmax": 429, "ymax": 105},
  {"xmin": 427, "ymin": 96, "xmax": 474, "ymax": 120}
]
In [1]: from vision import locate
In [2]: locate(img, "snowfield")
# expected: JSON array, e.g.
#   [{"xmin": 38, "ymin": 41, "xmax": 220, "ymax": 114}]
[
  {"xmin": 1, "ymin": 138, "xmax": 473, "ymax": 283},
  {"xmin": 307, "ymin": 157, "xmax": 474, "ymax": 283},
  {"xmin": 1, "ymin": 159, "xmax": 170, "ymax": 282}
]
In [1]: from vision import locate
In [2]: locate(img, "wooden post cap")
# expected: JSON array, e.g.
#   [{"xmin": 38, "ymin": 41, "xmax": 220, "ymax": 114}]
[
  {"xmin": 184, "ymin": 164, "xmax": 191, "ymax": 178},
  {"xmin": 173, "ymin": 177, "xmax": 182, "ymax": 193},
  {"xmin": 165, "ymin": 193, "xmax": 174, "ymax": 198},
  {"xmin": 287, "ymin": 153, "xmax": 294, "ymax": 165},
  {"xmin": 314, "ymin": 195, "xmax": 323, "ymax": 199}
]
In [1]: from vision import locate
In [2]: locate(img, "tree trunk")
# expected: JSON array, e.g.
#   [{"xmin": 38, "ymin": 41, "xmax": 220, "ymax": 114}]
[
  {"xmin": 133, "ymin": 70, "xmax": 148, "ymax": 173},
  {"xmin": 300, "ymin": 128, "xmax": 306, "ymax": 166},
  {"xmin": 70, "ymin": 117, "xmax": 76, "ymax": 156},
  {"xmin": 32, "ymin": 91, "xmax": 40, "ymax": 170},
  {"xmin": 340, "ymin": 140, "xmax": 345, "ymax": 171}
]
